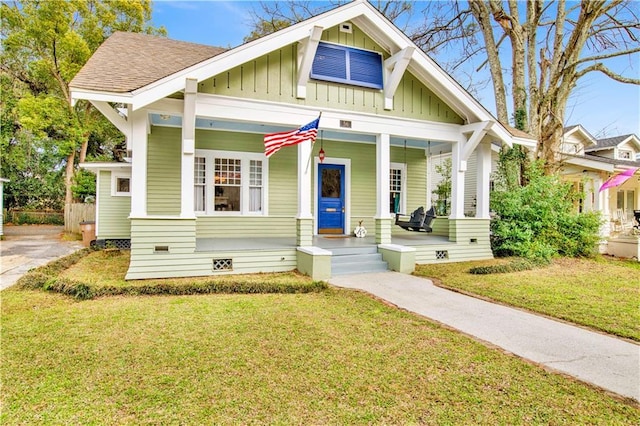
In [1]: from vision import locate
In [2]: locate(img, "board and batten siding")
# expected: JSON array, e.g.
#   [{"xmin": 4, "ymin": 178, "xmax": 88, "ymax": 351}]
[
  {"xmin": 198, "ymin": 23, "xmax": 463, "ymax": 125},
  {"xmin": 97, "ymin": 171, "xmax": 131, "ymax": 239}
]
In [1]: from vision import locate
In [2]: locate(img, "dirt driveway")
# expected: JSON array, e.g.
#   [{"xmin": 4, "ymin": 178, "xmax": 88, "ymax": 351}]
[{"xmin": 1, "ymin": 225, "xmax": 83, "ymax": 290}]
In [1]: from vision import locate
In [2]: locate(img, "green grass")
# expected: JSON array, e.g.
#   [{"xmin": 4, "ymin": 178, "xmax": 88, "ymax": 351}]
[
  {"xmin": 17, "ymin": 249, "xmax": 326, "ymax": 299},
  {"xmin": 415, "ymin": 256, "xmax": 640, "ymax": 341},
  {"xmin": 2, "ymin": 288, "xmax": 638, "ymax": 424}
]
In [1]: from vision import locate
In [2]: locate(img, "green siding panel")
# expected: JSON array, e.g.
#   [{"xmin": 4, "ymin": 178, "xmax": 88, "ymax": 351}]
[
  {"xmin": 196, "ymin": 217, "xmax": 296, "ymax": 238},
  {"xmin": 147, "ymin": 127, "xmax": 181, "ymax": 215},
  {"xmin": 199, "ymin": 24, "xmax": 463, "ymax": 125},
  {"xmin": 97, "ymin": 171, "xmax": 131, "ymax": 239}
]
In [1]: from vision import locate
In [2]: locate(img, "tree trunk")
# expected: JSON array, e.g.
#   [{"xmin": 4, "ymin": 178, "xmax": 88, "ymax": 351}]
[
  {"xmin": 64, "ymin": 150, "xmax": 76, "ymax": 207},
  {"xmin": 470, "ymin": 0, "xmax": 509, "ymax": 123}
]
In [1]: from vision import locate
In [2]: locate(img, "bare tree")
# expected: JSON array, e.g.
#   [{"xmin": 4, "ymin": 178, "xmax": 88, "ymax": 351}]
[
  {"xmin": 245, "ymin": 1, "xmax": 414, "ymax": 42},
  {"xmin": 248, "ymin": 1, "xmax": 640, "ymax": 171},
  {"xmin": 404, "ymin": 1, "xmax": 639, "ymax": 170}
]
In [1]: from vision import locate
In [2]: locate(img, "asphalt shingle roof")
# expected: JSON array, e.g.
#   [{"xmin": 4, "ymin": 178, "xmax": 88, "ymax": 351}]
[
  {"xmin": 70, "ymin": 32, "xmax": 226, "ymax": 93},
  {"xmin": 586, "ymin": 134, "xmax": 635, "ymax": 152}
]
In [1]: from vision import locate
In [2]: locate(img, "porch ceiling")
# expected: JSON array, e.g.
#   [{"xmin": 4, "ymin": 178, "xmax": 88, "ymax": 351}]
[{"xmin": 149, "ymin": 113, "xmax": 452, "ymax": 152}]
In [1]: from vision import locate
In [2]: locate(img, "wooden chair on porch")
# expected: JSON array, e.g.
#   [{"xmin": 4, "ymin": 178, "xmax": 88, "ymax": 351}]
[{"xmin": 395, "ymin": 206, "xmax": 436, "ymax": 233}]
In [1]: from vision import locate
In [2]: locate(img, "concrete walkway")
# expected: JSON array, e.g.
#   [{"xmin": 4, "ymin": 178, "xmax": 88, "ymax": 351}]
[
  {"xmin": 1, "ymin": 225, "xmax": 83, "ymax": 290},
  {"xmin": 329, "ymin": 272, "xmax": 640, "ymax": 402}
]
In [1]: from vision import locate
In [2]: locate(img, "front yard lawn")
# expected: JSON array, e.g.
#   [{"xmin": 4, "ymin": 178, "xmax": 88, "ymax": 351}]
[
  {"xmin": 415, "ymin": 256, "xmax": 640, "ymax": 341},
  {"xmin": 2, "ymin": 288, "xmax": 638, "ymax": 424}
]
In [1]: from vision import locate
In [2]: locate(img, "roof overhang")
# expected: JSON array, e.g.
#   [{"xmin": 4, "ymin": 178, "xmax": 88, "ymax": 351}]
[
  {"xmin": 80, "ymin": 162, "xmax": 132, "ymax": 173},
  {"xmin": 563, "ymin": 156, "xmax": 615, "ymax": 172},
  {"xmin": 70, "ymin": 0, "xmax": 533, "ymax": 149}
]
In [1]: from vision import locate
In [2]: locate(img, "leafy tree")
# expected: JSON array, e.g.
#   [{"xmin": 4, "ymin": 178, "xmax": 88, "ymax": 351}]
[
  {"xmin": 0, "ymin": 0, "xmax": 164, "ymax": 211},
  {"xmin": 490, "ymin": 161, "xmax": 601, "ymax": 261}
]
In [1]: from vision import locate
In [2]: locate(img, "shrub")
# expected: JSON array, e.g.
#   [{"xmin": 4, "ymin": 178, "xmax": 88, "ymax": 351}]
[
  {"xmin": 490, "ymin": 161, "xmax": 601, "ymax": 262},
  {"xmin": 469, "ymin": 258, "xmax": 549, "ymax": 275}
]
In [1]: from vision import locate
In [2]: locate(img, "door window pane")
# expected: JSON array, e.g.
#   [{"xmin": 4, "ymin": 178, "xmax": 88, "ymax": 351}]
[{"xmin": 321, "ymin": 169, "xmax": 341, "ymax": 198}]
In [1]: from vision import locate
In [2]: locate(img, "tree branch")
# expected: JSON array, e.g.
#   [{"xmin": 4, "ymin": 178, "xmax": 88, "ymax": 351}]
[
  {"xmin": 573, "ymin": 46, "xmax": 640, "ymax": 66},
  {"xmin": 574, "ymin": 62, "xmax": 640, "ymax": 84}
]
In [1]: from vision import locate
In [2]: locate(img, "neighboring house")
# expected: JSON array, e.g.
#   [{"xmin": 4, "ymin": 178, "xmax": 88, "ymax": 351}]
[
  {"xmin": 559, "ymin": 125, "xmax": 640, "ymax": 240},
  {"xmin": 70, "ymin": 0, "xmax": 535, "ymax": 280},
  {"xmin": 0, "ymin": 178, "xmax": 7, "ymax": 237}
]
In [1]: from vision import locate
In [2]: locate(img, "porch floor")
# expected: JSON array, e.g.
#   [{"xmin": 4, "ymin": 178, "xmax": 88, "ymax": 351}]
[{"xmin": 195, "ymin": 233, "xmax": 450, "ymax": 252}]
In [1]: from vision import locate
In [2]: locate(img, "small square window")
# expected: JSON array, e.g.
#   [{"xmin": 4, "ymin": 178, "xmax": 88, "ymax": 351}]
[
  {"xmin": 112, "ymin": 174, "xmax": 131, "ymax": 197},
  {"xmin": 117, "ymin": 177, "xmax": 130, "ymax": 193}
]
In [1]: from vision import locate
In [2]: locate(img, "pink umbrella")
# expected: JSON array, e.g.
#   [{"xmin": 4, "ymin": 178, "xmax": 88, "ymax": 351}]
[{"xmin": 599, "ymin": 167, "xmax": 639, "ymax": 192}]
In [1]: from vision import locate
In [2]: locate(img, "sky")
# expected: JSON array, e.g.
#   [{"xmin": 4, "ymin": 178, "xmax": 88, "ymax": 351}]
[{"xmin": 151, "ymin": 0, "xmax": 640, "ymax": 138}]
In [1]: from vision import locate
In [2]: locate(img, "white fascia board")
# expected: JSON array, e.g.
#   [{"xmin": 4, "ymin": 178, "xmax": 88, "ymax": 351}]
[
  {"xmin": 129, "ymin": 1, "xmax": 372, "ymax": 111},
  {"xmin": 564, "ymin": 125, "xmax": 597, "ymax": 147},
  {"xmin": 145, "ymin": 98, "xmax": 185, "ymax": 116},
  {"xmin": 620, "ymin": 135, "xmax": 640, "ymax": 150},
  {"xmin": 70, "ymin": 88, "xmax": 133, "ymax": 105},
  {"xmin": 195, "ymin": 94, "xmax": 463, "ymax": 143},
  {"xmin": 564, "ymin": 157, "xmax": 614, "ymax": 172},
  {"xmin": 511, "ymin": 136, "xmax": 537, "ymax": 149},
  {"xmin": 80, "ymin": 162, "xmax": 132, "ymax": 173}
]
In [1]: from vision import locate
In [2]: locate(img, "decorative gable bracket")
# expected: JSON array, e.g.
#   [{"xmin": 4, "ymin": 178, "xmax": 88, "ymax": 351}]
[
  {"xmin": 297, "ymin": 26, "xmax": 324, "ymax": 99},
  {"xmin": 383, "ymin": 47, "xmax": 414, "ymax": 110},
  {"xmin": 460, "ymin": 121, "xmax": 493, "ymax": 169}
]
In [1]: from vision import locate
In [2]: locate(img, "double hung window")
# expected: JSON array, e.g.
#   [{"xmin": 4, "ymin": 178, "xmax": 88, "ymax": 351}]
[
  {"xmin": 194, "ymin": 150, "xmax": 267, "ymax": 215},
  {"xmin": 389, "ymin": 163, "xmax": 406, "ymax": 214}
]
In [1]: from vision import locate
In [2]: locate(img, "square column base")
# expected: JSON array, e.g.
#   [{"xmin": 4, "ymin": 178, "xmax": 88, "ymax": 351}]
[
  {"xmin": 375, "ymin": 217, "xmax": 392, "ymax": 245},
  {"xmin": 297, "ymin": 218, "xmax": 314, "ymax": 247}
]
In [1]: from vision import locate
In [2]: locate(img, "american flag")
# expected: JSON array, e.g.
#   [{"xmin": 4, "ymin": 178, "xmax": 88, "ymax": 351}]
[{"xmin": 264, "ymin": 116, "xmax": 320, "ymax": 158}]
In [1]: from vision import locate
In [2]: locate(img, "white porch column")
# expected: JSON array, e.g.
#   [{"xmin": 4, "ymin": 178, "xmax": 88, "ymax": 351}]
[
  {"xmin": 297, "ymin": 140, "xmax": 313, "ymax": 246},
  {"xmin": 376, "ymin": 133, "xmax": 391, "ymax": 218},
  {"xmin": 181, "ymin": 78, "xmax": 197, "ymax": 218},
  {"xmin": 297, "ymin": 140, "xmax": 313, "ymax": 219},
  {"xmin": 130, "ymin": 108, "xmax": 148, "ymax": 217},
  {"xmin": 375, "ymin": 133, "xmax": 392, "ymax": 244},
  {"xmin": 593, "ymin": 177, "xmax": 603, "ymax": 211},
  {"xmin": 475, "ymin": 140, "xmax": 492, "ymax": 219},
  {"xmin": 450, "ymin": 139, "xmax": 466, "ymax": 219}
]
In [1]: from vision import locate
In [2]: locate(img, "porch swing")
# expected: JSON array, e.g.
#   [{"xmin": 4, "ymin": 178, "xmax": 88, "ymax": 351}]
[{"xmin": 393, "ymin": 140, "xmax": 436, "ymax": 233}]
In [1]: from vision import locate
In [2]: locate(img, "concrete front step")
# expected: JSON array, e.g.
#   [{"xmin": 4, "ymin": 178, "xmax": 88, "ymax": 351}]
[
  {"xmin": 332, "ymin": 253, "xmax": 383, "ymax": 264},
  {"xmin": 330, "ymin": 245, "xmax": 388, "ymax": 276},
  {"xmin": 332, "ymin": 260, "xmax": 389, "ymax": 276}
]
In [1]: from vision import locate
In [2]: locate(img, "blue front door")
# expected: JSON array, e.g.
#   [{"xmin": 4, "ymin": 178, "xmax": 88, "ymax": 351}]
[{"xmin": 318, "ymin": 164, "xmax": 345, "ymax": 234}]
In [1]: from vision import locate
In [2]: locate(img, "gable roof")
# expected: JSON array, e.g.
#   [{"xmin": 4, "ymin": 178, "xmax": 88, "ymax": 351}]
[
  {"xmin": 585, "ymin": 134, "xmax": 640, "ymax": 152},
  {"xmin": 563, "ymin": 124, "xmax": 597, "ymax": 147},
  {"xmin": 71, "ymin": 31, "xmax": 226, "ymax": 93},
  {"xmin": 70, "ymin": 0, "xmax": 535, "ymax": 147}
]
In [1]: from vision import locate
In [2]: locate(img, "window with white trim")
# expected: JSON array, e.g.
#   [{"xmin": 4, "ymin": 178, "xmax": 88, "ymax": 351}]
[
  {"xmin": 389, "ymin": 163, "xmax": 406, "ymax": 214},
  {"xmin": 194, "ymin": 157, "xmax": 206, "ymax": 211},
  {"xmin": 194, "ymin": 150, "xmax": 267, "ymax": 215},
  {"xmin": 618, "ymin": 150, "xmax": 632, "ymax": 160},
  {"xmin": 111, "ymin": 173, "xmax": 131, "ymax": 197},
  {"xmin": 311, "ymin": 42, "xmax": 384, "ymax": 90}
]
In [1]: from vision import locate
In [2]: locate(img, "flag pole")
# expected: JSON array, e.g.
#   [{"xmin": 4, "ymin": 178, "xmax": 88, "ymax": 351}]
[{"xmin": 305, "ymin": 111, "xmax": 322, "ymax": 173}]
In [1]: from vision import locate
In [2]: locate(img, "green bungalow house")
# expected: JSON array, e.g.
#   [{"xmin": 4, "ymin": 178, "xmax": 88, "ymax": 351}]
[{"xmin": 70, "ymin": 0, "xmax": 535, "ymax": 280}]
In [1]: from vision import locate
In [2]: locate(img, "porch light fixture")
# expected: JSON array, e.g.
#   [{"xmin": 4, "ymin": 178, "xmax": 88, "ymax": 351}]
[{"xmin": 318, "ymin": 130, "xmax": 325, "ymax": 163}]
